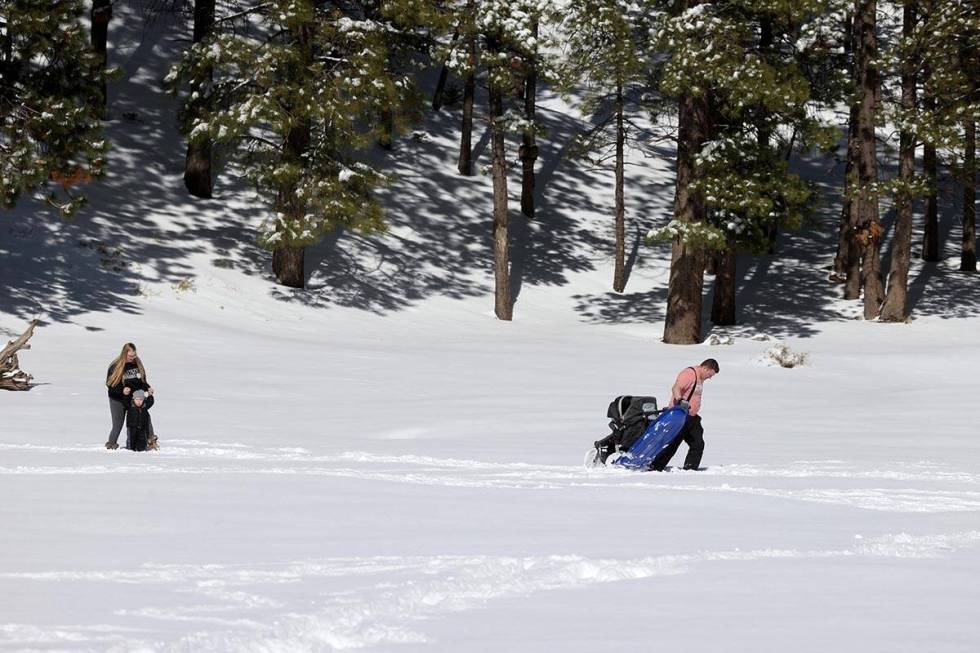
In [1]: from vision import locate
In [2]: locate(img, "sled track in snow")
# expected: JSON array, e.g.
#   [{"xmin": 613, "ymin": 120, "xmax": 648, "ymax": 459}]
[
  {"xmin": 3, "ymin": 531, "xmax": 980, "ymax": 651},
  {"xmin": 2, "ymin": 441, "xmax": 980, "ymax": 513}
]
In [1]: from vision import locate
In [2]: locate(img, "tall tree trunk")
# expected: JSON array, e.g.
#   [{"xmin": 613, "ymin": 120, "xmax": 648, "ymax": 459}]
[
  {"xmin": 664, "ymin": 3, "xmax": 710, "ymax": 345},
  {"xmin": 962, "ymin": 118, "xmax": 977, "ymax": 271},
  {"xmin": 921, "ymin": 77, "xmax": 940, "ymax": 261},
  {"xmin": 457, "ymin": 33, "xmax": 476, "ymax": 176},
  {"xmin": 613, "ymin": 82, "xmax": 627, "ymax": 293},
  {"xmin": 184, "ymin": 0, "xmax": 215, "ymax": 199},
  {"xmin": 272, "ymin": 245, "xmax": 305, "ymax": 288},
  {"xmin": 273, "ymin": 10, "xmax": 313, "ymax": 289},
  {"xmin": 835, "ymin": 102, "xmax": 861, "ymax": 282},
  {"xmin": 519, "ymin": 19, "xmax": 538, "ymax": 219},
  {"xmin": 835, "ymin": 10, "xmax": 862, "ymax": 284},
  {"xmin": 90, "ymin": 0, "xmax": 112, "ymax": 119},
  {"xmin": 379, "ymin": 108, "xmax": 394, "ymax": 150},
  {"xmin": 432, "ymin": 28, "xmax": 460, "ymax": 111},
  {"xmin": 851, "ymin": 0, "xmax": 883, "ymax": 319},
  {"xmin": 488, "ymin": 57, "xmax": 511, "ymax": 320},
  {"xmin": 711, "ymin": 246, "xmax": 736, "ymax": 325},
  {"xmin": 880, "ymin": 0, "xmax": 918, "ymax": 321}
]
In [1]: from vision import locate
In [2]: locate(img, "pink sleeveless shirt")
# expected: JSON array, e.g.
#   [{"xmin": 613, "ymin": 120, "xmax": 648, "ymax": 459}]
[{"xmin": 669, "ymin": 367, "xmax": 703, "ymax": 416}]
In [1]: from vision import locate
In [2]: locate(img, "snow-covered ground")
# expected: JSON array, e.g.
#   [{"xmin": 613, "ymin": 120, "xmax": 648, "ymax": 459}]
[{"xmin": 3, "ymin": 7, "xmax": 980, "ymax": 652}]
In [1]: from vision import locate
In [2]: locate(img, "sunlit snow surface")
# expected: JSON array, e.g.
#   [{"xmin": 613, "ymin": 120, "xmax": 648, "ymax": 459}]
[{"xmin": 3, "ymin": 4, "xmax": 980, "ymax": 652}]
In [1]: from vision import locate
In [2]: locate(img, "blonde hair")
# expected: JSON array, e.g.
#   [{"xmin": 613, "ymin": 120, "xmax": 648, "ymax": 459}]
[{"xmin": 107, "ymin": 342, "xmax": 147, "ymax": 387}]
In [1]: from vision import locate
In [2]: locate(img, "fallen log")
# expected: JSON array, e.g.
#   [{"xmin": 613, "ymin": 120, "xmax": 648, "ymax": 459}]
[{"xmin": 1, "ymin": 319, "xmax": 38, "ymax": 391}]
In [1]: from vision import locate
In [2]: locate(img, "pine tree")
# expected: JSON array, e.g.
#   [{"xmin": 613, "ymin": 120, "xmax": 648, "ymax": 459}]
[
  {"xmin": 182, "ymin": 0, "xmax": 215, "ymax": 199},
  {"xmin": 462, "ymin": 0, "xmax": 546, "ymax": 319},
  {"xmin": 0, "ymin": 0, "xmax": 108, "ymax": 217},
  {"xmin": 842, "ymin": 0, "xmax": 884, "ymax": 319},
  {"xmin": 558, "ymin": 0, "xmax": 661, "ymax": 293},
  {"xmin": 651, "ymin": 0, "xmax": 835, "ymax": 341},
  {"xmin": 91, "ymin": 0, "xmax": 112, "ymax": 119},
  {"xmin": 518, "ymin": 15, "xmax": 538, "ymax": 219},
  {"xmin": 880, "ymin": 0, "xmax": 920, "ymax": 321},
  {"xmin": 166, "ymin": 0, "xmax": 421, "ymax": 288},
  {"xmin": 913, "ymin": 0, "xmax": 979, "ymax": 266},
  {"xmin": 951, "ymin": 0, "xmax": 979, "ymax": 272}
]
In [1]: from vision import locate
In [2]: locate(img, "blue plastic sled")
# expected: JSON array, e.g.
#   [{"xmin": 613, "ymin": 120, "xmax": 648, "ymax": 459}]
[{"xmin": 612, "ymin": 406, "xmax": 689, "ymax": 470}]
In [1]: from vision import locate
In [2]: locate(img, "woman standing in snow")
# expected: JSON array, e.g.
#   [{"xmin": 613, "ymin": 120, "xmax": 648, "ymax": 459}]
[{"xmin": 105, "ymin": 343, "xmax": 154, "ymax": 450}]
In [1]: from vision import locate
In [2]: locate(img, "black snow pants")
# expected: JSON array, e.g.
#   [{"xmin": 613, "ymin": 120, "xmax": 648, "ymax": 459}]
[{"xmin": 650, "ymin": 414, "xmax": 704, "ymax": 471}]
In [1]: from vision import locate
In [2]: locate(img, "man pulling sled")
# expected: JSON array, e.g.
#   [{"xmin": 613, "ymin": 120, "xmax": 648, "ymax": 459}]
[{"xmin": 587, "ymin": 359, "xmax": 719, "ymax": 471}]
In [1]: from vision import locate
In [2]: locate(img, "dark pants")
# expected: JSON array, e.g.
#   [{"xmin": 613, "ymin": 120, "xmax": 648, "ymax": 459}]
[
  {"xmin": 650, "ymin": 415, "xmax": 704, "ymax": 471},
  {"xmin": 107, "ymin": 398, "xmax": 153, "ymax": 446}
]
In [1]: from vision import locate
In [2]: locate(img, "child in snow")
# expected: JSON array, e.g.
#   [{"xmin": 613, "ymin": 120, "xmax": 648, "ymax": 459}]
[{"xmin": 125, "ymin": 389, "xmax": 156, "ymax": 451}]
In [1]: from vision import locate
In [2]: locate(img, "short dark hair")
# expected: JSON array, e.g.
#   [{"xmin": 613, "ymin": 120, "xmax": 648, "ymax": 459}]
[{"xmin": 700, "ymin": 358, "xmax": 719, "ymax": 373}]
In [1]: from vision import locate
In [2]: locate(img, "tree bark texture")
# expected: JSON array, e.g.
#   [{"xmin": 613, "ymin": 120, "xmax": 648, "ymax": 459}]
[
  {"xmin": 488, "ymin": 67, "xmax": 511, "ymax": 320},
  {"xmin": 184, "ymin": 0, "xmax": 216, "ymax": 198},
  {"xmin": 272, "ymin": 245, "xmax": 306, "ymax": 288},
  {"xmin": 613, "ymin": 82, "xmax": 626, "ymax": 293},
  {"xmin": 710, "ymin": 247, "xmax": 737, "ymax": 326},
  {"xmin": 850, "ymin": 0, "xmax": 883, "ymax": 319},
  {"xmin": 91, "ymin": 0, "xmax": 112, "ymax": 119},
  {"xmin": 834, "ymin": 101, "xmax": 861, "ymax": 282},
  {"xmin": 0, "ymin": 320, "xmax": 37, "ymax": 391},
  {"xmin": 457, "ymin": 34, "xmax": 476, "ymax": 176},
  {"xmin": 880, "ymin": 0, "xmax": 918, "ymax": 321},
  {"xmin": 519, "ymin": 19, "xmax": 538, "ymax": 219},
  {"xmin": 432, "ymin": 29, "xmax": 459, "ymax": 112},
  {"xmin": 663, "ymin": 58, "xmax": 709, "ymax": 344},
  {"xmin": 962, "ymin": 118, "xmax": 977, "ymax": 271},
  {"xmin": 835, "ymin": 9, "xmax": 862, "ymax": 283}
]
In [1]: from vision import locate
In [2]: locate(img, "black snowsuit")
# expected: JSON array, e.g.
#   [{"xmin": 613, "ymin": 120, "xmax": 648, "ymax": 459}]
[{"xmin": 125, "ymin": 395, "xmax": 155, "ymax": 451}]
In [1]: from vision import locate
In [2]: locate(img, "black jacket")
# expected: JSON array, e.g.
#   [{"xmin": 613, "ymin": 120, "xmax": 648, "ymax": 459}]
[
  {"xmin": 107, "ymin": 361, "xmax": 149, "ymax": 401},
  {"xmin": 125, "ymin": 394, "xmax": 155, "ymax": 451}
]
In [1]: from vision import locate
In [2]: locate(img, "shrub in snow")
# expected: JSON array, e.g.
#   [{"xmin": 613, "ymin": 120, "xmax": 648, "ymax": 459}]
[
  {"xmin": 705, "ymin": 334, "xmax": 734, "ymax": 345},
  {"xmin": 761, "ymin": 343, "xmax": 809, "ymax": 368}
]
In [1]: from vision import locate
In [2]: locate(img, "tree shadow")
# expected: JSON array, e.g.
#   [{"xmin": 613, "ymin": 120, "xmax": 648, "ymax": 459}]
[{"xmin": 4, "ymin": 6, "xmax": 978, "ymax": 333}]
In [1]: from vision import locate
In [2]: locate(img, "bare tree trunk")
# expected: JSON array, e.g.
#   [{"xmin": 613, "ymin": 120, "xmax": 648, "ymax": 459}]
[
  {"xmin": 835, "ymin": 10, "xmax": 862, "ymax": 284},
  {"xmin": 0, "ymin": 320, "xmax": 38, "ymax": 391},
  {"xmin": 881, "ymin": 0, "xmax": 918, "ymax": 321},
  {"xmin": 851, "ymin": 0, "xmax": 883, "ymax": 319},
  {"xmin": 613, "ymin": 82, "xmax": 627, "ymax": 293},
  {"xmin": 184, "ymin": 0, "xmax": 215, "ymax": 199},
  {"xmin": 432, "ymin": 28, "xmax": 460, "ymax": 111},
  {"xmin": 519, "ymin": 20, "xmax": 538, "ymax": 219},
  {"xmin": 488, "ymin": 59, "xmax": 511, "ymax": 320},
  {"xmin": 457, "ymin": 32, "xmax": 476, "ymax": 176},
  {"xmin": 963, "ymin": 119, "xmax": 977, "ymax": 271},
  {"xmin": 664, "ymin": 5, "xmax": 709, "ymax": 345},
  {"xmin": 272, "ymin": 245, "xmax": 305, "ymax": 288},
  {"xmin": 711, "ymin": 246, "xmax": 736, "ymax": 325},
  {"xmin": 834, "ymin": 102, "xmax": 861, "ymax": 282},
  {"xmin": 921, "ymin": 77, "xmax": 940, "ymax": 261},
  {"xmin": 379, "ymin": 107, "xmax": 394, "ymax": 150},
  {"xmin": 91, "ymin": 0, "xmax": 112, "ymax": 119}
]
